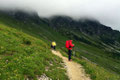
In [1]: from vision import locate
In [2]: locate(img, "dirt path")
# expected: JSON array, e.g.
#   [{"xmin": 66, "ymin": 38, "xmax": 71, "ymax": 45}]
[{"xmin": 51, "ymin": 50, "xmax": 91, "ymax": 80}]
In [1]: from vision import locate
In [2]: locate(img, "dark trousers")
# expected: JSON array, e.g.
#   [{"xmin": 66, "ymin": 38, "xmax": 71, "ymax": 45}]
[
  {"xmin": 53, "ymin": 46, "xmax": 56, "ymax": 50},
  {"xmin": 68, "ymin": 50, "xmax": 72, "ymax": 61},
  {"xmin": 51, "ymin": 45, "xmax": 56, "ymax": 50}
]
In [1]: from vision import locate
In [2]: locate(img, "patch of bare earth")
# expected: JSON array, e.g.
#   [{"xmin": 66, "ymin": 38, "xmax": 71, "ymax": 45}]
[{"xmin": 52, "ymin": 50, "xmax": 91, "ymax": 80}]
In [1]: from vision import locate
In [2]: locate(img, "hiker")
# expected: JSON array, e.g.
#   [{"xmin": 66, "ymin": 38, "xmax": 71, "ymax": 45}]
[
  {"xmin": 51, "ymin": 41, "xmax": 56, "ymax": 50},
  {"xmin": 65, "ymin": 40, "xmax": 74, "ymax": 61}
]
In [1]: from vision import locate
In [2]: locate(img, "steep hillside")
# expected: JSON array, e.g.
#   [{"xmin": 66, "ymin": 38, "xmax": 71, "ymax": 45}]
[
  {"xmin": 0, "ymin": 23, "xmax": 68, "ymax": 80},
  {"xmin": 0, "ymin": 10, "xmax": 120, "ymax": 80},
  {"xmin": 49, "ymin": 16, "xmax": 120, "ymax": 46},
  {"xmin": 49, "ymin": 16, "xmax": 120, "ymax": 74}
]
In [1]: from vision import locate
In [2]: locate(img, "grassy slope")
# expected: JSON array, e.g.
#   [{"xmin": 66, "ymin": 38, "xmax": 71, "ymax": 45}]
[
  {"xmin": 0, "ymin": 23, "xmax": 68, "ymax": 80},
  {"xmin": 59, "ymin": 50, "xmax": 120, "ymax": 80},
  {"xmin": 0, "ymin": 13, "xmax": 68, "ymax": 48},
  {"xmin": 59, "ymin": 29, "xmax": 120, "ymax": 75},
  {"xmin": 0, "ymin": 12, "xmax": 120, "ymax": 80},
  {"xmin": 52, "ymin": 22, "xmax": 120, "ymax": 75},
  {"xmin": 74, "ymin": 41, "xmax": 120, "ymax": 73}
]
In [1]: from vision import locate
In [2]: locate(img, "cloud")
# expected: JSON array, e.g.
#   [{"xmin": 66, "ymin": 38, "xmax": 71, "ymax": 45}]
[{"xmin": 0, "ymin": 0, "xmax": 120, "ymax": 30}]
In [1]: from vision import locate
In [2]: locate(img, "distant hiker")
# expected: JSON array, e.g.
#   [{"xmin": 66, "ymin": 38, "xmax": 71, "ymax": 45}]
[
  {"xmin": 65, "ymin": 40, "xmax": 74, "ymax": 61},
  {"xmin": 51, "ymin": 41, "xmax": 56, "ymax": 50}
]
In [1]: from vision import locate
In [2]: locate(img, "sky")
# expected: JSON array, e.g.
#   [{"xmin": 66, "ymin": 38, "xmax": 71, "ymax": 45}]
[{"xmin": 0, "ymin": 0, "xmax": 120, "ymax": 30}]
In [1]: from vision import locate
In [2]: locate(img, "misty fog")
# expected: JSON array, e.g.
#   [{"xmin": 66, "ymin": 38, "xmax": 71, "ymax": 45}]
[{"xmin": 0, "ymin": 0, "xmax": 120, "ymax": 30}]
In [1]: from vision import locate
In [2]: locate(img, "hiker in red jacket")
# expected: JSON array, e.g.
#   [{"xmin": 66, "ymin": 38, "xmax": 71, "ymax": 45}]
[{"xmin": 66, "ymin": 40, "xmax": 74, "ymax": 61}]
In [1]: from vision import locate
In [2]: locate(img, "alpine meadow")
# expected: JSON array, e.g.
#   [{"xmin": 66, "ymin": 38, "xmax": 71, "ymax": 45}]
[{"xmin": 0, "ymin": 9, "xmax": 120, "ymax": 80}]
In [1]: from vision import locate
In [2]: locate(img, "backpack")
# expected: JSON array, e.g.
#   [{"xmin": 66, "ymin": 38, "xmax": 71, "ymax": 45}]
[{"xmin": 65, "ymin": 40, "xmax": 70, "ymax": 49}]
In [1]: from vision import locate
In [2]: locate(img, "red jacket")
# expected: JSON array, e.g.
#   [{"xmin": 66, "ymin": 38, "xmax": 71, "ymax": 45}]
[{"xmin": 68, "ymin": 40, "xmax": 74, "ymax": 50}]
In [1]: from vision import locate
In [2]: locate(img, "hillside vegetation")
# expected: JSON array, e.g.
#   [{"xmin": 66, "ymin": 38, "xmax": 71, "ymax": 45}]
[
  {"xmin": 0, "ymin": 23, "xmax": 68, "ymax": 80},
  {"xmin": 0, "ymin": 10, "xmax": 120, "ymax": 80}
]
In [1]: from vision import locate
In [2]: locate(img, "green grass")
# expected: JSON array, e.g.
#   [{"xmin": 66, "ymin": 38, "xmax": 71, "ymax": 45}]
[
  {"xmin": 73, "ymin": 41, "xmax": 120, "ymax": 74},
  {"xmin": 59, "ymin": 50, "xmax": 120, "ymax": 80},
  {"xmin": 0, "ymin": 11, "xmax": 120, "ymax": 80},
  {"xmin": 74, "ymin": 57, "xmax": 120, "ymax": 80},
  {"xmin": 0, "ymin": 23, "xmax": 68, "ymax": 80}
]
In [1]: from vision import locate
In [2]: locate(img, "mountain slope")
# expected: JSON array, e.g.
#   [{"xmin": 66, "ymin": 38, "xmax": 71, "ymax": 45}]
[
  {"xmin": 0, "ymin": 23, "xmax": 68, "ymax": 80},
  {"xmin": 49, "ymin": 16, "xmax": 120, "ymax": 46},
  {"xmin": 0, "ymin": 10, "xmax": 120, "ymax": 80}
]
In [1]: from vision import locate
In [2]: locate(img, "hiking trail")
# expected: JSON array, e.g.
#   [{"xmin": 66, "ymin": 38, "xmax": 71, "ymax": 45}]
[{"xmin": 51, "ymin": 50, "xmax": 91, "ymax": 80}]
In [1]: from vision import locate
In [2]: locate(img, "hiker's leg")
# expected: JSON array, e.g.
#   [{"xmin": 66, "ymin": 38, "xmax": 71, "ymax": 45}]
[
  {"xmin": 68, "ymin": 50, "xmax": 71, "ymax": 61},
  {"xmin": 69, "ymin": 50, "xmax": 72, "ymax": 60},
  {"xmin": 53, "ymin": 46, "xmax": 55, "ymax": 50},
  {"xmin": 54, "ymin": 46, "xmax": 56, "ymax": 50},
  {"xmin": 68, "ymin": 50, "xmax": 70, "ymax": 61}
]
